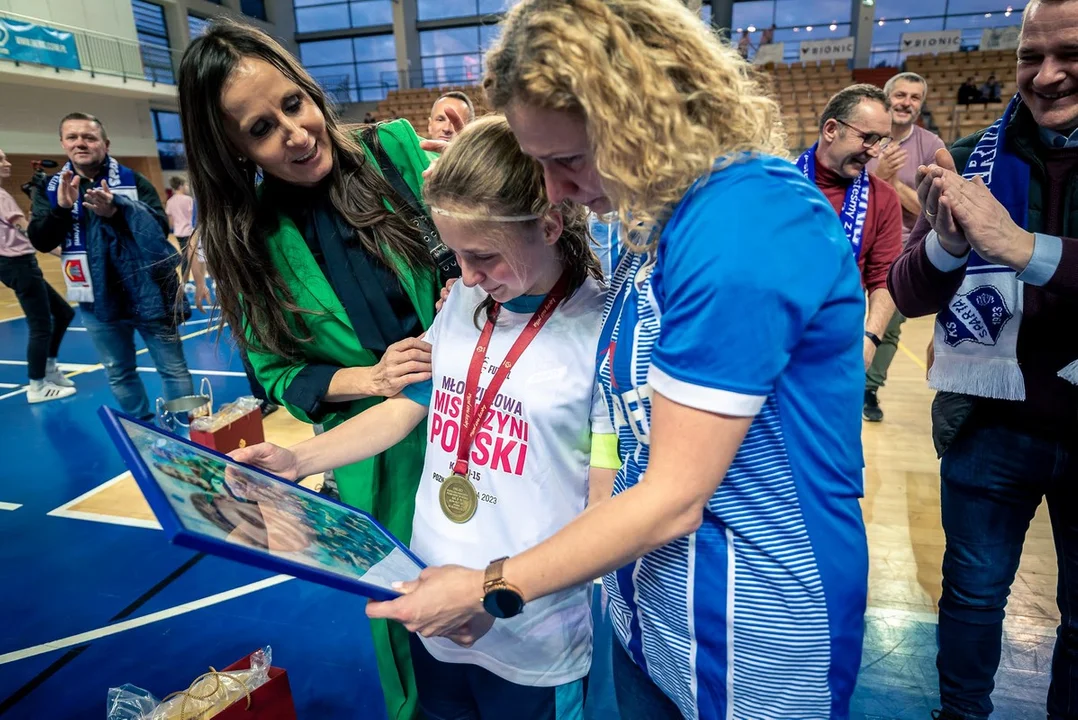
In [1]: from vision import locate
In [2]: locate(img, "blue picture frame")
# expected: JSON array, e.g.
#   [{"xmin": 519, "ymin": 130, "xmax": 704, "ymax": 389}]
[{"xmin": 98, "ymin": 406, "xmax": 425, "ymax": 602}]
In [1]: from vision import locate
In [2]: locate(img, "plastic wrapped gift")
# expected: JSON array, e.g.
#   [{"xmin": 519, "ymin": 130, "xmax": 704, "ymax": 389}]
[
  {"xmin": 189, "ymin": 396, "xmax": 265, "ymax": 453},
  {"xmin": 107, "ymin": 647, "xmax": 296, "ymax": 720}
]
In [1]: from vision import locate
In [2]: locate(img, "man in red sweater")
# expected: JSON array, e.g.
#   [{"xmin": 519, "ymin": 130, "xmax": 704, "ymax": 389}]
[{"xmin": 798, "ymin": 84, "xmax": 904, "ymax": 390}]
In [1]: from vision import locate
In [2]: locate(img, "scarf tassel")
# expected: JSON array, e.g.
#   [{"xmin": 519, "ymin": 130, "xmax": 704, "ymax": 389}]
[
  {"xmin": 928, "ymin": 355, "xmax": 1027, "ymax": 401},
  {"xmin": 1058, "ymin": 359, "xmax": 1078, "ymax": 386}
]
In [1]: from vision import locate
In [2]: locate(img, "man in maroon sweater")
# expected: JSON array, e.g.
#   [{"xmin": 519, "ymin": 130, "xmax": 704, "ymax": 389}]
[
  {"xmin": 799, "ymin": 85, "xmax": 903, "ymax": 385},
  {"xmin": 888, "ymin": 2, "xmax": 1078, "ymax": 717}
]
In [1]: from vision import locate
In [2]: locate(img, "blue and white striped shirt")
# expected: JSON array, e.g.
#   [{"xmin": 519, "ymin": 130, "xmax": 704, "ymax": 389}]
[{"xmin": 597, "ymin": 155, "xmax": 868, "ymax": 719}]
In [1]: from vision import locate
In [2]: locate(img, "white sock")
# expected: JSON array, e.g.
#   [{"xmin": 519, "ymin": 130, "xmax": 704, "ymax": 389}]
[
  {"xmin": 46, "ymin": 358, "xmax": 58, "ymax": 373},
  {"xmin": 29, "ymin": 379, "xmax": 44, "ymax": 391}
]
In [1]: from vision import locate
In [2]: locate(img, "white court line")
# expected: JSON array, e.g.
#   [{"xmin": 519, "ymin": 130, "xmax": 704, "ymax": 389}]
[
  {"xmin": 0, "ymin": 576, "xmax": 1050, "ymax": 668},
  {"xmin": 0, "ymin": 502, "xmax": 22, "ymax": 511},
  {"xmin": 0, "ymin": 383, "xmax": 19, "ymax": 389},
  {"xmin": 0, "ymin": 360, "xmax": 99, "ymax": 372},
  {"xmin": 136, "ymin": 367, "xmax": 247, "ymax": 377},
  {"xmin": 0, "ymin": 575, "xmax": 293, "ymax": 666},
  {"xmin": 0, "ymin": 325, "xmax": 219, "ymax": 402},
  {"xmin": 47, "ymin": 509, "xmax": 161, "ymax": 530},
  {"xmin": 0, "ymin": 360, "xmax": 243, "ymax": 378},
  {"xmin": 40, "ymin": 322, "xmax": 211, "ymax": 333}
]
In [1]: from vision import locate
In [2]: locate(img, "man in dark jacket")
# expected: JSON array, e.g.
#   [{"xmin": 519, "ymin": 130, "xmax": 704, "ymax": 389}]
[
  {"xmin": 888, "ymin": 2, "xmax": 1078, "ymax": 717},
  {"xmin": 29, "ymin": 112, "xmax": 193, "ymax": 420}
]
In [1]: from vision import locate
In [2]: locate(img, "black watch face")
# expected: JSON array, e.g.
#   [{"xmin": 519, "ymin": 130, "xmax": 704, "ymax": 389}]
[{"xmin": 484, "ymin": 588, "xmax": 524, "ymax": 619}]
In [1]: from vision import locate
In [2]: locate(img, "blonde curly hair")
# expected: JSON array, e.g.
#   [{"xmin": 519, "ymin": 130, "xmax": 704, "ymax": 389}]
[{"xmin": 483, "ymin": 0, "xmax": 787, "ymax": 249}]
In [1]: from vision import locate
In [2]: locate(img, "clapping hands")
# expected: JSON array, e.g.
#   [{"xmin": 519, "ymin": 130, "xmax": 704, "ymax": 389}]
[{"xmin": 916, "ymin": 148, "xmax": 1035, "ymax": 271}]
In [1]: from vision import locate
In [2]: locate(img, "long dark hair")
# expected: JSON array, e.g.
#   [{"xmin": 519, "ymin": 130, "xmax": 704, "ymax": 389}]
[
  {"xmin": 421, "ymin": 115, "xmax": 601, "ymax": 328},
  {"xmin": 177, "ymin": 20, "xmax": 432, "ymax": 358}
]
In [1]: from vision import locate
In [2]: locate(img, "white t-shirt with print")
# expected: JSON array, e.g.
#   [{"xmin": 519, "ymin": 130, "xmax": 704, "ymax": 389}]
[{"xmin": 407, "ymin": 277, "xmax": 610, "ymax": 687}]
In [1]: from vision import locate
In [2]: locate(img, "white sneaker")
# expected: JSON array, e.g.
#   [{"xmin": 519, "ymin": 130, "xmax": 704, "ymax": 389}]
[
  {"xmin": 27, "ymin": 381, "xmax": 76, "ymax": 404},
  {"xmin": 45, "ymin": 369, "xmax": 75, "ymax": 388}
]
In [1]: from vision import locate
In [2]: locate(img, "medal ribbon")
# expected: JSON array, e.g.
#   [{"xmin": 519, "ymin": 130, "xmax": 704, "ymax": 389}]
[{"xmin": 453, "ymin": 272, "xmax": 570, "ymax": 477}]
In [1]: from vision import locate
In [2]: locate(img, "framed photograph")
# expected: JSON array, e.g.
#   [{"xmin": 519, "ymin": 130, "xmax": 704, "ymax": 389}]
[{"xmin": 98, "ymin": 406, "xmax": 424, "ymax": 601}]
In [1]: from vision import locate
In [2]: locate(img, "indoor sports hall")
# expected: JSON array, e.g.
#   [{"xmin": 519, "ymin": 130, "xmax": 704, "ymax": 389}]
[{"xmin": 0, "ymin": 0, "xmax": 1070, "ymax": 718}]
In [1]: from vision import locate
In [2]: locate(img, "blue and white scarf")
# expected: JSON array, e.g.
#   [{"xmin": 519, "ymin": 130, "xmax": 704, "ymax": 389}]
[
  {"xmin": 46, "ymin": 156, "xmax": 137, "ymax": 303},
  {"xmin": 796, "ymin": 143, "xmax": 870, "ymax": 259},
  {"xmin": 931, "ymin": 95, "xmax": 1078, "ymax": 400}
]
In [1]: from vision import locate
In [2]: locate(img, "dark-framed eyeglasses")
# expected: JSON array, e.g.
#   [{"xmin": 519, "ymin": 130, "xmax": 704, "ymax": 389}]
[{"xmin": 834, "ymin": 118, "xmax": 892, "ymax": 150}]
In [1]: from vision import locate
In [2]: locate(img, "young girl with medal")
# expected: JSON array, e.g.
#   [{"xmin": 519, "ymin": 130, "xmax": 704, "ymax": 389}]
[{"xmin": 232, "ymin": 115, "xmax": 619, "ymax": 718}]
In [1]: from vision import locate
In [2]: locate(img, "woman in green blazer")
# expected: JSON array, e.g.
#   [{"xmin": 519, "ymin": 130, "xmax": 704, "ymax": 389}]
[{"xmin": 178, "ymin": 21, "xmax": 442, "ymax": 720}]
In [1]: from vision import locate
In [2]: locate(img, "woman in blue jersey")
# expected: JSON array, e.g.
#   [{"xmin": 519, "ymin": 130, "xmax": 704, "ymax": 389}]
[{"xmin": 367, "ymin": 1, "xmax": 870, "ymax": 718}]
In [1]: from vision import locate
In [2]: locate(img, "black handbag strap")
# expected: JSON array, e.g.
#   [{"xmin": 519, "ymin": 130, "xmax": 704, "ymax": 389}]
[{"xmin": 362, "ymin": 127, "xmax": 460, "ymax": 279}]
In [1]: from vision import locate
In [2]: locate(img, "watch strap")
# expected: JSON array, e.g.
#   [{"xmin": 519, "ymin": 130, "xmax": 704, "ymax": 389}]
[{"xmin": 484, "ymin": 556, "xmax": 509, "ymax": 591}]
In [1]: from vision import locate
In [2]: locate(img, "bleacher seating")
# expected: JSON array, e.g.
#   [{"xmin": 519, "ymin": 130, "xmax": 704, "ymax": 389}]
[
  {"xmin": 906, "ymin": 49, "xmax": 1018, "ymax": 143},
  {"xmin": 374, "ymin": 85, "xmax": 493, "ymax": 139},
  {"xmin": 371, "ymin": 49, "xmax": 1015, "ymax": 152},
  {"xmin": 761, "ymin": 59, "xmax": 855, "ymax": 153}
]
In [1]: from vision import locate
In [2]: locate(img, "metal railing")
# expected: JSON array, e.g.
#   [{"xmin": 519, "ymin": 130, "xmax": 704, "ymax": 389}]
[
  {"xmin": 0, "ymin": 10, "xmax": 182, "ymax": 86},
  {"xmin": 307, "ymin": 71, "xmax": 396, "ymax": 104},
  {"xmin": 382, "ymin": 64, "xmax": 484, "ymax": 92}
]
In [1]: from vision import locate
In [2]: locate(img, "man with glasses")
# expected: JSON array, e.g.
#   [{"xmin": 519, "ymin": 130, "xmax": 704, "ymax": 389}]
[{"xmin": 798, "ymin": 84, "xmax": 904, "ymax": 380}]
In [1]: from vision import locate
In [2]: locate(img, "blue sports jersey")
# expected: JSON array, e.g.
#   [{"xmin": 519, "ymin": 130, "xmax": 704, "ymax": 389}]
[{"xmin": 597, "ymin": 155, "xmax": 868, "ymax": 719}]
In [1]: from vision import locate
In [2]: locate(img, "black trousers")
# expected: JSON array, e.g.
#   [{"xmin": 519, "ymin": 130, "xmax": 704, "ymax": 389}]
[
  {"xmin": 0, "ymin": 254, "xmax": 74, "ymax": 380},
  {"xmin": 176, "ymin": 235, "xmax": 192, "ymax": 281}
]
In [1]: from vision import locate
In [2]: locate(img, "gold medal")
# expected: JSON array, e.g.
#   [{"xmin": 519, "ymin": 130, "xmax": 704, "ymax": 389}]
[{"xmin": 439, "ymin": 473, "xmax": 478, "ymax": 524}]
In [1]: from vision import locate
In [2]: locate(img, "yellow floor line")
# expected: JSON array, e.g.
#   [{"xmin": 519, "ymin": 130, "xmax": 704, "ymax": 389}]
[{"xmin": 898, "ymin": 340, "xmax": 928, "ymax": 372}]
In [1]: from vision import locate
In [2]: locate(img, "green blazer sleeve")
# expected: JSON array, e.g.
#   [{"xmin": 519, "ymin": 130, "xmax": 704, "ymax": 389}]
[{"xmin": 364, "ymin": 119, "xmax": 433, "ymax": 206}]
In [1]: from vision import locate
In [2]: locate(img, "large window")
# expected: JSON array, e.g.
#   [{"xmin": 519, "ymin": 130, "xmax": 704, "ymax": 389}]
[
  {"xmin": 131, "ymin": 0, "xmax": 174, "ymax": 84},
  {"xmin": 152, "ymin": 110, "xmax": 185, "ymax": 171},
  {"xmin": 870, "ymin": 2, "xmax": 1025, "ymax": 67},
  {"xmin": 241, "ymin": 0, "xmax": 268, "ymax": 21},
  {"xmin": 732, "ymin": 0, "xmax": 852, "ymax": 62},
  {"xmin": 299, "ymin": 34, "xmax": 398, "ymax": 102},
  {"xmin": 294, "ymin": 0, "xmax": 393, "ymax": 32},
  {"xmin": 417, "ymin": 0, "xmax": 517, "ymax": 22},
  {"xmin": 188, "ymin": 14, "xmax": 211, "ymax": 40},
  {"xmin": 419, "ymin": 24, "xmax": 501, "ymax": 86}
]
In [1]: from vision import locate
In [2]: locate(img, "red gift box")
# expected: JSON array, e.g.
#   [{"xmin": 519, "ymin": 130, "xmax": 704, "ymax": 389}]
[
  {"xmin": 189, "ymin": 406, "xmax": 265, "ymax": 454},
  {"xmin": 212, "ymin": 652, "xmax": 297, "ymax": 720}
]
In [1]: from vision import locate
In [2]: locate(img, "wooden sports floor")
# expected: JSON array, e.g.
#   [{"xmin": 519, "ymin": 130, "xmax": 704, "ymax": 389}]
[{"xmin": 0, "ymin": 254, "xmax": 1057, "ymax": 718}]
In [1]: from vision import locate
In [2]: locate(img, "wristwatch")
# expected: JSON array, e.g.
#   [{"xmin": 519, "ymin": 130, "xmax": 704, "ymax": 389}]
[
  {"xmin": 864, "ymin": 331, "xmax": 882, "ymax": 348},
  {"xmin": 481, "ymin": 556, "xmax": 525, "ymax": 619}
]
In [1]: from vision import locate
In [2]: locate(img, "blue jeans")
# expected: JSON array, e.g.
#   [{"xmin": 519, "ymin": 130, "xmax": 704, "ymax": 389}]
[
  {"xmin": 82, "ymin": 312, "xmax": 193, "ymax": 419},
  {"xmin": 408, "ymin": 633, "xmax": 586, "ymax": 720},
  {"xmin": 611, "ymin": 637, "xmax": 681, "ymax": 720},
  {"xmin": 938, "ymin": 421, "xmax": 1078, "ymax": 719}
]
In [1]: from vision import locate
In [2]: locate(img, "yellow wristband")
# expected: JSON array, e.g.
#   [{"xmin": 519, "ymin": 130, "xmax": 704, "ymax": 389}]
[{"xmin": 590, "ymin": 432, "xmax": 621, "ymax": 470}]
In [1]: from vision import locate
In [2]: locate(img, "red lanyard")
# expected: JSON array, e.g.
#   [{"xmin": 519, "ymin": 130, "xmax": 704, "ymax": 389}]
[{"xmin": 453, "ymin": 272, "xmax": 570, "ymax": 477}]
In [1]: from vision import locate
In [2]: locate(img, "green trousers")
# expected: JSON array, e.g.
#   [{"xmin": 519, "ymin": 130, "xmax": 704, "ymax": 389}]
[{"xmin": 866, "ymin": 310, "xmax": 907, "ymax": 391}]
